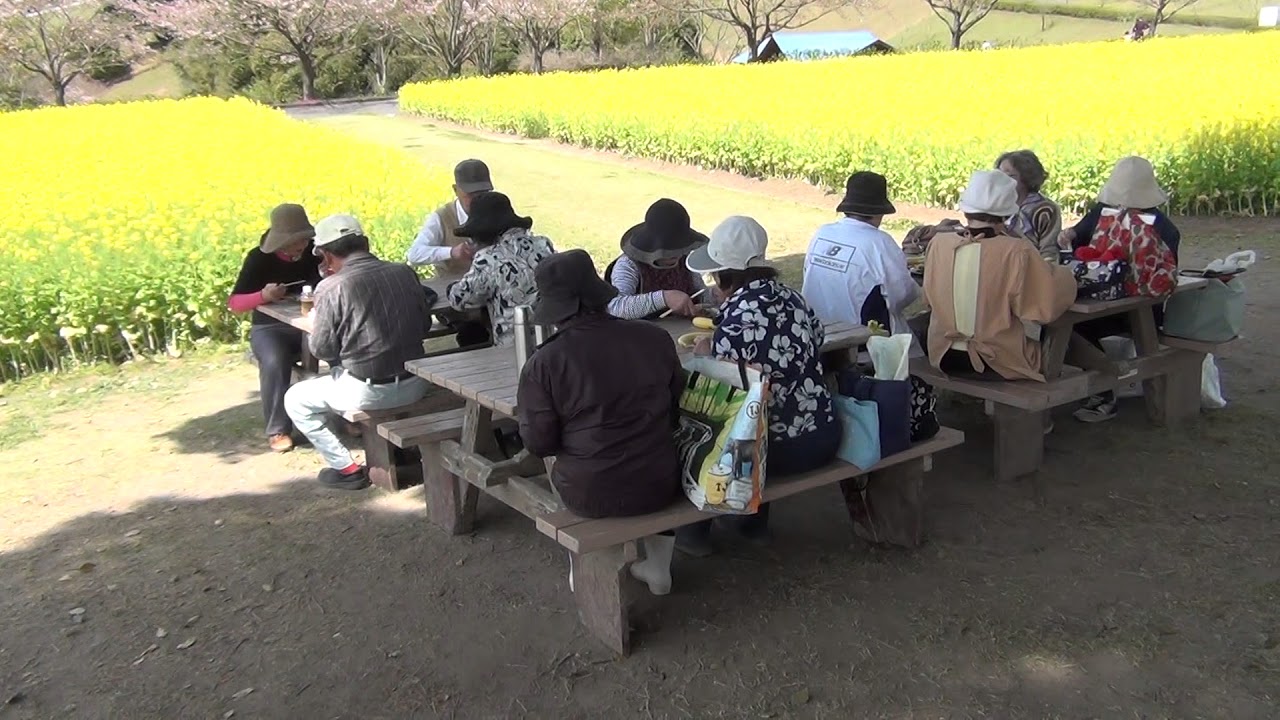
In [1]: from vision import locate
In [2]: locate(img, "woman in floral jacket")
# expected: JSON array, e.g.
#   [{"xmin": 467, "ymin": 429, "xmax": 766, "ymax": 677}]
[{"xmin": 676, "ymin": 216, "xmax": 840, "ymax": 555}]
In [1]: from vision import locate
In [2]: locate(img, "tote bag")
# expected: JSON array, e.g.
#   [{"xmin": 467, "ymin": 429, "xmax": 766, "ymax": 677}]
[
  {"xmin": 833, "ymin": 396, "xmax": 881, "ymax": 470},
  {"xmin": 675, "ymin": 357, "xmax": 770, "ymax": 515},
  {"xmin": 1163, "ymin": 277, "xmax": 1245, "ymax": 343}
]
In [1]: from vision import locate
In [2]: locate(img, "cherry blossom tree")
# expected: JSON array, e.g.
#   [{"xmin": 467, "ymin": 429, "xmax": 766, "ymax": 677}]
[
  {"xmin": 127, "ymin": 0, "xmax": 358, "ymax": 100},
  {"xmin": 399, "ymin": 0, "xmax": 484, "ymax": 78},
  {"xmin": 485, "ymin": 0, "xmax": 593, "ymax": 73},
  {"xmin": 923, "ymin": 0, "xmax": 1000, "ymax": 49},
  {"xmin": 674, "ymin": 0, "xmax": 846, "ymax": 61},
  {"xmin": 0, "ymin": 0, "xmax": 131, "ymax": 105}
]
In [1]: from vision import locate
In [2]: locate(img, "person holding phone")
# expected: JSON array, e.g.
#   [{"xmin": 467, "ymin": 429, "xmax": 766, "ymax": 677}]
[{"xmin": 227, "ymin": 204, "xmax": 323, "ymax": 453}]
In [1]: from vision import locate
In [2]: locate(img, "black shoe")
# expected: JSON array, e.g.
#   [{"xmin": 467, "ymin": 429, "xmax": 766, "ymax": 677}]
[{"xmin": 318, "ymin": 466, "xmax": 370, "ymax": 491}]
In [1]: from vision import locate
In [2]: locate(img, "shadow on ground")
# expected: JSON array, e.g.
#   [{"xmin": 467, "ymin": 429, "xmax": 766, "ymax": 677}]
[{"xmin": 156, "ymin": 399, "xmax": 265, "ymax": 461}]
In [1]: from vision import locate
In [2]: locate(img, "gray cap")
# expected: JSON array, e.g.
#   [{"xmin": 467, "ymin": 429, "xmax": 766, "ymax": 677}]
[{"xmin": 453, "ymin": 159, "xmax": 493, "ymax": 194}]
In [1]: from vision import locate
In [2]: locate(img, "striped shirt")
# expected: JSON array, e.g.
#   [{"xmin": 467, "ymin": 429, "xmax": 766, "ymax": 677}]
[{"xmin": 606, "ymin": 255, "xmax": 706, "ymax": 320}]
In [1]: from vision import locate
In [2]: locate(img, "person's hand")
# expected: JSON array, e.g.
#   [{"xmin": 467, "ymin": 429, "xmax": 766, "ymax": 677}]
[
  {"xmin": 663, "ymin": 290, "xmax": 697, "ymax": 317},
  {"xmin": 693, "ymin": 336, "xmax": 713, "ymax": 357},
  {"xmin": 450, "ymin": 242, "xmax": 476, "ymax": 262},
  {"xmin": 261, "ymin": 283, "xmax": 286, "ymax": 303},
  {"xmin": 1057, "ymin": 228, "xmax": 1076, "ymax": 249}
]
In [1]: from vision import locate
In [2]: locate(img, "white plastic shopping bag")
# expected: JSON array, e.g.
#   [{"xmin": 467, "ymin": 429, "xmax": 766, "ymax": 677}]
[
  {"xmin": 1201, "ymin": 354, "xmax": 1227, "ymax": 409},
  {"xmin": 867, "ymin": 334, "xmax": 912, "ymax": 381}
]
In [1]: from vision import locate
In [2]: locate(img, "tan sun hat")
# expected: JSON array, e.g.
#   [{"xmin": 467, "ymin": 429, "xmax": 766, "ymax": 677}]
[
  {"xmin": 261, "ymin": 203, "xmax": 315, "ymax": 254},
  {"xmin": 1098, "ymin": 156, "xmax": 1168, "ymax": 209},
  {"xmin": 957, "ymin": 170, "xmax": 1019, "ymax": 218}
]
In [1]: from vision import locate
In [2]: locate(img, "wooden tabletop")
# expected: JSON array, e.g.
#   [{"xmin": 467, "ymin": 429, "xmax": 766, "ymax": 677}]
[
  {"xmin": 1062, "ymin": 275, "xmax": 1207, "ymax": 317},
  {"xmin": 407, "ymin": 317, "xmax": 871, "ymax": 418},
  {"xmin": 256, "ymin": 275, "xmax": 456, "ymax": 334}
]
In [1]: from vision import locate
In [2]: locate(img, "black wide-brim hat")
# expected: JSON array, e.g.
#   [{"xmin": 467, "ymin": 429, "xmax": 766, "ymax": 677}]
[
  {"xmin": 455, "ymin": 191, "xmax": 533, "ymax": 239},
  {"xmin": 836, "ymin": 171, "xmax": 897, "ymax": 216},
  {"xmin": 620, "ymin": 198, "xmax": 708, "ymax": 265},
  {"xmin": 532, "ymin": 249, "xmax": 619, "ymax": 325}
]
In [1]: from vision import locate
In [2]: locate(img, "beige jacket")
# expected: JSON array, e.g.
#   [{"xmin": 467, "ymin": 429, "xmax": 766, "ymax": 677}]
[{"xmin": 923, "ymin": 229, "xmax": 1076, "ymax": 382}]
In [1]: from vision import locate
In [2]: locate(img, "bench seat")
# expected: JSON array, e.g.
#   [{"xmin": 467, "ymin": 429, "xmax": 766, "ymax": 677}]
[
  {"xmin": 518, "ymin": 427, "xmax": 964, "ymax": 655},
  {"xmin": 538, "ymin": 427, "xmax": 965, "ymax": 555},
  {"xmin": 338, "ymin": 392, "xmax": 464, "ymax": 492}
]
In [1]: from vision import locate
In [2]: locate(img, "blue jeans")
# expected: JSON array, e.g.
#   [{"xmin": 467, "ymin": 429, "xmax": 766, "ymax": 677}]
[{"xmin": 284, "ymin": 369, "xmax": 428, "ymax": 469}]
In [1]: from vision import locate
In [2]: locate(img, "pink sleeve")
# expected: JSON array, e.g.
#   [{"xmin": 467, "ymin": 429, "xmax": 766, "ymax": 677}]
[{"xmin": 228, "ymin": 291, "xmax": 265, "ymax": 314}]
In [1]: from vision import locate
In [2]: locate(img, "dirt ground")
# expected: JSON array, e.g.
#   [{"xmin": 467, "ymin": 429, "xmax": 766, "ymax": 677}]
[{"xmin": 2, "ymin": 137, "xmax": 1279, "ymax": 720}]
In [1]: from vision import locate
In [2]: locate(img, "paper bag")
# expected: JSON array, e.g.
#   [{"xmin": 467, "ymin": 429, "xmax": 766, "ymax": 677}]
[{"xmin": 675, "ymin": 357, "xmax": 770, "ymax": 515}]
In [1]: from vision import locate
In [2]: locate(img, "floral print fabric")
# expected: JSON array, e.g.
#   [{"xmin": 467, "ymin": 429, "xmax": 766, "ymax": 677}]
[
  {"xmin": 713, "ymin": 278, "xmax": 836, "ymax": 442},
  {"xmin": 447, "ymin": 228, "xmax": 556, "ymax": 346}
]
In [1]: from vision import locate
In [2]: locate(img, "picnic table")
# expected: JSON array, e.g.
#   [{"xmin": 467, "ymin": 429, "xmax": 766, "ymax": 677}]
[
  {"xmin": 385, "ymin": 316, "xmax": 965, "ymax": 653},
  {"xmin": 911, "ymin": 275, "xmax": 1226, "ymax": 480},
  {"xmin": 256, "ymin": 275, "xmax": 459, "ymax": 374}
]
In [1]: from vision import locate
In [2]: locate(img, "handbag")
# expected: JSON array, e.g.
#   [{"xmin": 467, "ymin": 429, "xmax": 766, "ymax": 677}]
[
  {"xmin": 1063, "ymin": 248, "xmax": 1130, "ymax": 301},
  {"xmin": 675, "ymin": 357, "xmax": 770, "ymax": 515},
  {"xmin": 1163, "ymin": 277, "xmax": 1245, "ymax": 343},
  {"xmin": 833, "ymin": 396, "xmax": 880, "ymax": 470},
  {"xmin": 909, "ymin": 376, "xmax": 940, "ymax": 442},
  {"xmin": 839, "ymin": 372, "xmax": 911, "ymax": 457}
]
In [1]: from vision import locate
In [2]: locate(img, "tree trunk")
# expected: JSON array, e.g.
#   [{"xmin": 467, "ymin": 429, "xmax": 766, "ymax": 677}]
[
  {"xmin": 446, "ymin": 56, "xmax": 464, "ymax": 77},
  {"xmin": 298, "ymin": 52, "xmax": 318, "ymax": 100},
  {"xmin": 371, "ymin": 43, "xmax": 391, "ymax": 95},
  {"xmin": 52, "ymin": 80, "xmax": 68, "ymax": 106},
  {"xmin": 950, "ymin": 26, "xmax": 964, "ymax": 50},
  {"xmin": 531, "ymin": 48, "xmax": 545, "ymax": 74}
]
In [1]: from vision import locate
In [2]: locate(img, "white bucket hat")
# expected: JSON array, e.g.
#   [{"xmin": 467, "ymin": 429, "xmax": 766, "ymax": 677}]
[
  {"xmin": 957, "ymin": 170, "xmax": 1020, "ymax": 218},
  {"xmin": 1098, "ymin": 156, "xmax": 1168, "ymax": 209},
  {"xmin": 686, "ymin": 216, "xmax": 771, "ymax": 273},
  {"xmin": 313, "ymin": 213, "xmax": 364, "ymax": 253}
]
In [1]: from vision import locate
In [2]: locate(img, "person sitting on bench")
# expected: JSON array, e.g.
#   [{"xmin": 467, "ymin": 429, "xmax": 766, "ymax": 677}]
[
  {"xmin": 605, "ymin": 198, "xmax": 708, "ymax": 320},
  {"xmin": 922, "ymin": 170, "xmax": 1076, "ymax": 382},
  {"xmin": 517, "ymin": 250, "xmax": 683, "ymax": 596},
  {"xmin": 228, "ymin": 203, "xmax": 323, "ymax": 453},
  {"xmin": 284, "ymin": 214, "xmax": 434, "ymax": 491}
]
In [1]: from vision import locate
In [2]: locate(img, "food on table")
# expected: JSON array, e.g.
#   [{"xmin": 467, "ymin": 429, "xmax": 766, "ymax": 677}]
[
  {"xmin": 692, "ymin": 316, "xmax": 715, "ymax": 330},
  {"xmin": 677, "ymin": 332, "xmax": 711, "ymax": 348}
]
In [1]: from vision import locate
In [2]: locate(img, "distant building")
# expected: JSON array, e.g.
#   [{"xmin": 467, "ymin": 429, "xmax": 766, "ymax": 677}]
[
  {"xmin": 730, "ymin": 30, "xmax": 895, "ymax": 64},
  {"xmin": 1261, "ymin": 6, "xmax": 1279, "ymax": 27}
]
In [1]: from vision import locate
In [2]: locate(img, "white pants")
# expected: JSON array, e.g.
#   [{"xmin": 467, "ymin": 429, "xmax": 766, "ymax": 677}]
[{"xmin": 284, "ymin": 368, "xmax": 428, "ymax": 469}]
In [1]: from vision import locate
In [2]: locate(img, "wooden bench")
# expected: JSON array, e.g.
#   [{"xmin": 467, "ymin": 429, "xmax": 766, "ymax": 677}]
[
  {"xmin": 339, "ymin": 391, "xmax": 464, "ymax": 492},
  {"xmin": 527, "ymin": 428, "xmax": 965, "ymax": 655}
]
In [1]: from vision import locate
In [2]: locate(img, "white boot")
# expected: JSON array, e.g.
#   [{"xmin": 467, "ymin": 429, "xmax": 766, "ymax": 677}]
[{"xmin": 629, "ymin": 535, "xmax": 675, "ymax": 596}]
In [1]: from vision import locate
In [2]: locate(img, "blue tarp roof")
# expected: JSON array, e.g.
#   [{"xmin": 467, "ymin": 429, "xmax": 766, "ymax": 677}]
[{"xmin": 731, "ymin": 30, "xmax": 890, "ymax": 63}]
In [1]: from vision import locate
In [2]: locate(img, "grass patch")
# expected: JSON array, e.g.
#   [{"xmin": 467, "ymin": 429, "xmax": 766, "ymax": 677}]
[
  {"xmin": 0, "ymin": 344, "xmax": 244, "ymax": 450},
  {"xmin": 98, "ymin": 62, "xmax": 189, "ymax": 103}
]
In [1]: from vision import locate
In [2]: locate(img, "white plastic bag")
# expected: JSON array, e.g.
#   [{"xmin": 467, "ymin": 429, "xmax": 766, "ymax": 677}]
[
  {"xmin": 1201, "ymin": 354, "xmax": 1227, "ymax": 409},
  {"xmin": 867, "ymin": 334, "xmax": 912, "ymax": 381}
]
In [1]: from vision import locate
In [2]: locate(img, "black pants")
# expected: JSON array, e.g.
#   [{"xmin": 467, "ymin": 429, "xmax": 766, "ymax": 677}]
[
  {"xmin": 680, "ymin": 420, "xmax": 842, "ymax": 539},
  {"xmin": 249, "ymin": 323, "xmax": 304, "ymax": 437}
]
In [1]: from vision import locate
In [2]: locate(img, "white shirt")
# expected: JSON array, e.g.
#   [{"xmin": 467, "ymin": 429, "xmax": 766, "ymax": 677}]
[
  {"xmin": 406, "ymin": 200, "xmax": 469, "ymax": 268},
  {"xmin": 802, "ymin": 217, "xmax": 921, "ymax": 346}
]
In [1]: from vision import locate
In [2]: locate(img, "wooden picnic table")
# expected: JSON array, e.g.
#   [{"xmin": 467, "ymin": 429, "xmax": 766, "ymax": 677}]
[
  {"xmin": 404, "ymin": 318, "xmax": 871, "ymax": 534},
  {"xmin": 256, "ymin": 275, "xmax": 459, "ymax": 373}
]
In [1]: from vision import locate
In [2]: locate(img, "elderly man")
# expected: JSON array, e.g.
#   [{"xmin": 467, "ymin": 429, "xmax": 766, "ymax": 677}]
[
  {"xmin": 285, "ymin": 214, "xmax": 433, "ymax": 490},
  {"xmin": 517, "ymin": 249, "xmax": 683, "ymax": 595},
  {"xmin": 407, "ymin": 158, "xmax": 495, "ymax": 347}
]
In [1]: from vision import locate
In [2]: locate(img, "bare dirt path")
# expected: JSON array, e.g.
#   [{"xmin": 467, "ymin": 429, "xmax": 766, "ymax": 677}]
[{"xmin": 2, "ymin": 112, "xmax": 1278, "ymax": 717}]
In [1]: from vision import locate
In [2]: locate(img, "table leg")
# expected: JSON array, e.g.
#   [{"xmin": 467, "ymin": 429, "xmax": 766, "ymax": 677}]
[
  {"xmin": 1040, "ymin": 322, "xmax": 1075, "ymax": 379},
  {"xmin": 420, "ymin": 400, "xmax": 490, "ymax": 535},
  {"xmin": 572, "ymin": 547, "xmax": 630, "ymax": 656},
  {"xmin": 993, "ymin": 404, "xmax": 1045, "ymax": 481},
  {"xmin": 841, "ymin": 461, "xmax": 925, "ymax": 548},
  {"xmin": 1128, "ymin": 307, "xmax": 1167, "ymax": 424},
  {"xmin": 299, "ymin": 340, "xmax": 320, "ymax": 376}
]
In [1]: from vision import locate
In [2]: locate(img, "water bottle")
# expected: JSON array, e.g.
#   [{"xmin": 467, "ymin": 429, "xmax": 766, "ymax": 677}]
[{"xmin": 513, "ymin": 305, "xmax": 532, "ymax": 373}]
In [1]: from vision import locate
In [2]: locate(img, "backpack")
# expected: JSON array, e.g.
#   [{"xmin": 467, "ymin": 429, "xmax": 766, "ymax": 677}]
[{"xmin": 1089, "ymin": 207, "xmax": 1177, "ymax": 300}]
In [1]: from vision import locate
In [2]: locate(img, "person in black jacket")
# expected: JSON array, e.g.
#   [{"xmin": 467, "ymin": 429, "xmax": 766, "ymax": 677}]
[{"xmin": 517, "ymin": 249, "xmax": 683, "ymax": 596}]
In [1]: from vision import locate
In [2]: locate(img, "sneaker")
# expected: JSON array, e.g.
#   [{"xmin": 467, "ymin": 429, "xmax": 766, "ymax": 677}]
[
  {"xmin": 317, "ymin": 466, "xmax": 370, "ymax": 491},
  {"xmin": 268, "ymin": 434, "xmax": 294, "ymax": 453},
  {"xmin": 1073, "ymin": 395, "xmax": 1118, "ymax": 424}
]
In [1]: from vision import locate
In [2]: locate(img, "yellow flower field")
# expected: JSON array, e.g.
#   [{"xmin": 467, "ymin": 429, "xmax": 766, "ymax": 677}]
[
  {"xmin": 0, "ymin": 97, "xmax": 448, "ymax": 379},
  {"xmin": 401, "ymin": 32, "xmax": 1280, "ymax": 216}
]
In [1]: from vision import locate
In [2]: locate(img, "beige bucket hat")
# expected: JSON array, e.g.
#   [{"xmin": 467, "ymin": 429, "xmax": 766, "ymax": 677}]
[
  {"xmin": 1098, "ymin": 156, "xmax": 1168, "ymax": 209},
  {"xmin": 957, "ymin": 170, "xmax": 1020, "ymax": 218},
  {"xmin": 261, "ymin": 204, "xmax": 315, "ymax": 254}
]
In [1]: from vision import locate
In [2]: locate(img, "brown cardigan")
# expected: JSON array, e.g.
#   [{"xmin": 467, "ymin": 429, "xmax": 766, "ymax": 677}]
[{"xmin": 923, "ymin": 229, "xmax": 1076, "ymax": 382}]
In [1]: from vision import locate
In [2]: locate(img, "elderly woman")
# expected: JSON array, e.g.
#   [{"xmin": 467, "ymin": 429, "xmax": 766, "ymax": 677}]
[
  {"xmin": 447, "ymin": 191, "xmax": 556, "ymax": 347},
  {"xmin": 606, "ymin": 198, "xmax": 708, "ymax": 319},
  {"xmin": 923, "ymin": 171, "xmax": 1076, "ymax": 381},
  {"xmin": 676, "ymin": 216, "xmax": 840, "ymax": 555},
  {"xmin": 227, "ymin": 203, "xmax": 323, "ymax": 453},
  {"xmin": 996, "ymin": 150, "xmax": 1062, "ymax": 260},
  {"xmin": 1059, "ymin": 156, "xmax": 1181, "ymax": 423}
]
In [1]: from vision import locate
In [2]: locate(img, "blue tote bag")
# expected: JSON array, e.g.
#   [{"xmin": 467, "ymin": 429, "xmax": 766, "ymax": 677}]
[{"xmin": 833, "ymin": 396, "xmax": 881, "ymax": 470}]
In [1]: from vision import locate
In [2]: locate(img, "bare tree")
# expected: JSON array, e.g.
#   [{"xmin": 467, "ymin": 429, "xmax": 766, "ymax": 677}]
[
  {"xmin": 1138, "ymin": 0, "xmax": 1202, "ymax": 33},
  {"xmin": 924, "ymin": 0, "xmax": 1000, "ymax": 50},
  {"xmin": 0, "ymin": 0, "xmax": 131, "ymax": 106},
  {"xmin": 674, "ymin": 0, "xmax": 844, "ymax": 62},
  {"xmin": 400, "ymin": 0, "xmax": 484, "ymax": 78},
  {"xmin": 486, "ymin": 0, "xmax": 592, "ymax": 73}
]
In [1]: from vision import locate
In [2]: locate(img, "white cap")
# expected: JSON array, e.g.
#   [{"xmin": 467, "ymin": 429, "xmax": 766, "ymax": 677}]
[
  {"xmin": 685, "ymin": 216, "xmax": 771, "ymax": 273},
  {"xmin": 314, "ymin": 213, "xmax": 364, "ymax": 250},
  {"xmin": 957, "ymin": 170, "xmax": 1019, "ymax": 218}
]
